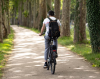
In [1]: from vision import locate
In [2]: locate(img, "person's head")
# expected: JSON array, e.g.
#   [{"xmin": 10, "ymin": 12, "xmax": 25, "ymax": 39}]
[{"xmin": 48, "ymin": 10, "xmax": 54, "ymax": 16}]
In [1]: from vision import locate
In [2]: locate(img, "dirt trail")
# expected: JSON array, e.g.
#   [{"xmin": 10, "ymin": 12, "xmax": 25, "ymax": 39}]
[{"xmin": 2, "ymin": 25, "xmax": 100, "ymax": 79}]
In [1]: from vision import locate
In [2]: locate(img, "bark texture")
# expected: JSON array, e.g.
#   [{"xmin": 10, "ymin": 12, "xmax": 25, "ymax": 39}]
[
  {"xmin": 74, "ymin": 0, "xmax": 86, "ymax": 43},
  {"xmin": 54, "ymin": 0, "xmax": 60, "ymax": 19},
  {"xmin": 87, "ymin": 0, "xmax": 100, "ymax": 53},
  {"xmin": 0, "ymin": 0, "xmax": 3, "ymax": 43},
  {"xmin": 61, "ymin": 0, "xmax": 71, "ymax": 37},
  {"xmin": 35, "ymin": 0, "xmax": 39, "ymax": 29},
  {"xmin": 46, "ymin": 0, "xmax": 52, "ymax": 12},
  {"xmin": 38, "ymin": 0, "xmax": 46, "ymax": 30}
]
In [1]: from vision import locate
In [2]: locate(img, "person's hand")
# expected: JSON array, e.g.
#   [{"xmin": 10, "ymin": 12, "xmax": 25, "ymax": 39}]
[{"xmin": 39, "ymin": 33, "xmax": 42, "ymax": 36}]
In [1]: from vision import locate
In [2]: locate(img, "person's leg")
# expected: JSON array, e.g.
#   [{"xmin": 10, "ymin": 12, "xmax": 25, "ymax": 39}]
[{"xmin": 44, "ymin": 36, "xmax": 50, "ymax": 67}]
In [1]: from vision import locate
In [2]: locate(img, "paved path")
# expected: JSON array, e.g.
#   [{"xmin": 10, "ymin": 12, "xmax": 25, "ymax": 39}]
[{"xmin": 2, "ymin": 25, "xmax": 100, "ymax": 79}]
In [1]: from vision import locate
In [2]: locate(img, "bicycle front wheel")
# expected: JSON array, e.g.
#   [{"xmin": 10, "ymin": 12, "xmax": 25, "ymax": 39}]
[{"xmin": 51, "ymin": 58, "xmax": 56, "ymax": 74}]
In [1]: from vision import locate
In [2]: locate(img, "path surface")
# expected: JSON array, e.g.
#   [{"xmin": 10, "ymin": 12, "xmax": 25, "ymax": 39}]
[{"xmin": 2, "ymin": 25, "xmax": 100, "ymax": 79}]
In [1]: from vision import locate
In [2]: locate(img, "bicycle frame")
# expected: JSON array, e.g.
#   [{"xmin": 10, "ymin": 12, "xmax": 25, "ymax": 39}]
[{"xmin": 47, "ymin": 38, "xmax": 57, "ymax": 74}]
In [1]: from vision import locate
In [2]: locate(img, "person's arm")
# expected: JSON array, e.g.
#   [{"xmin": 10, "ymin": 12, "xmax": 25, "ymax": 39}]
[{"xmin": 39, "ymin": 23, "xmax": 45, "ymax": 36}]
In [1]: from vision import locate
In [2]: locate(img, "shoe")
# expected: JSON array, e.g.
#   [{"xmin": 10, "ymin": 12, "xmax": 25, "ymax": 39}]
[{"xmin": 43, "ymin": 62, "xmax": 47, "ymax": 68}]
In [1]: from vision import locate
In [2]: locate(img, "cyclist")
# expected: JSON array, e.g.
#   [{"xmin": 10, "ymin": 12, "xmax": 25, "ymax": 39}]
[{"xmin": 39, "ymin": 10, "xmax": 61, "ymax": 68}]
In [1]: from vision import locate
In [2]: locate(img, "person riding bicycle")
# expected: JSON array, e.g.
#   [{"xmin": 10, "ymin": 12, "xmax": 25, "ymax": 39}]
[{"xmin": 39, "ymin": 10, "xmax": 61, "ymax": 68}]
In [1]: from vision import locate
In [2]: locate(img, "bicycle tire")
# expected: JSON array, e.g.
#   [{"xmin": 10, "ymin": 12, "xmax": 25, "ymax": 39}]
[
  {"xmin": 47, "ymin": 58, "xmax": 50, "ymax": 70},
  {"xmin": 51, "ymin": 57, "xmax": 56, "ymax": 74}
]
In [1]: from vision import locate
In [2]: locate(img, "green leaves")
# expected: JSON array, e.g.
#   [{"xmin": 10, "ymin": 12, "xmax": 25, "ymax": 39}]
[
  {"xmin": 87, "ymin": 0, "xmax": 100, "ymax": 53},
  {"xmin": 22, "ymin": 10, "xmax": 29, "ymax": 17}
]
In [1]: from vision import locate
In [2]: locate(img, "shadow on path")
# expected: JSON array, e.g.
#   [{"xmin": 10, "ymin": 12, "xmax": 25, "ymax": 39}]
[{"xmin": 2, "ymin": 25, "xmax": 100, "ymax": 79}]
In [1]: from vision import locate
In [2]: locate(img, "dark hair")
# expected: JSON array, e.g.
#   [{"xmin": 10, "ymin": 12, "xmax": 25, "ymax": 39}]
[{"xmin": 48, "ymin": 10, "xmax": 54, "ymax": 16}]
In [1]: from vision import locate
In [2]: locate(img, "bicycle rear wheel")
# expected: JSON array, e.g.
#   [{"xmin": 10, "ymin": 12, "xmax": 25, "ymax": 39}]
[
  {"xmin": 51, "ymin": 58, "xmax": 56, "ymax": 74},
  {"xmin": 47, "ymin": 58, "xmax": 50, "ymax": 70}
]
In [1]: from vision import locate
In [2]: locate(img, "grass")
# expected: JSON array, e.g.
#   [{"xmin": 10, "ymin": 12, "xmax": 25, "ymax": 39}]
[
  {"xmin": 0, "ymin": 27, "xmax": 14, "ymax": 78},
  {"xmin": 58, "ymin": 26, "xmax": 100, "ymax": 67},
  {"xmin": 20, "ymin": 25, "xmax": 100, "ymax": 67}
]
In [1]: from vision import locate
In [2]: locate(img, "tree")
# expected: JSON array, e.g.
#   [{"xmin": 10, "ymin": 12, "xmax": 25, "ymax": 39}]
[
  {"xmin": 87, "ymin": 0, "xmax": 100, "ymax": 53},
  {"xmin": 35, "ymin": 0, "xmax": 39, "ymax": 29},
  {"xmin": 74, "ymin": 0, "xmax": 86, "ymax": 43},
  {"xmin": 54, "ymin": 0, "xmax": 60, "ymax": 19},
  {"xmin": 46, "ymin": 0, "xmax": 52, "ymax": 12},
  {"xmin": 2, "ymin": 0, "xmax": 8, "ymax": 38},
  {"xmin": 18, "ymin": 0, "xmax": 23, "ymax": 25},
  {"xmin": 0, "ymin": 0, "xmax": 3, "ymax": 43},
  {"xmin": 6, "ymin": 0, "xmax": 10, "ymax": 34},
  {"xmin": 33, "ymin": 0, "xmax": 36, "ymax": 28},
  {"xmin": 29, "ymin": 0, "xmax": 32, "ymax": 27},
  {"xmin": 61, "ymin": 0, "xmax": 71, "ymax": 37},
  {"xmin": 38, "ymin": 0, "xmax": 46, "ymax": 30},
  {"xmin": 23, "ymin": 0, "xmax": 28, "ymax": 26}
]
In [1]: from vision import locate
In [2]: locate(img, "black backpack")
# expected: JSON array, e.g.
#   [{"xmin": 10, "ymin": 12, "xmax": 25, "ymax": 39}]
[{"xmin": 48, "ymin": 18, "xmax": 60, "ymax": 38}]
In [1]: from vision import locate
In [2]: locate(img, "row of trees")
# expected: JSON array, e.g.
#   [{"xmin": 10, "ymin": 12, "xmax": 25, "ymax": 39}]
[
  {"xmin": 0, "ymin": 0, "xmax": 10, "ymax": 43},
  {"xmin": 10, "ymin": 0, "xmax": 62, "ymax": 30},
  {"xmin": 6, "ymin": 0, "xmax": 100, "ymax": 53}
]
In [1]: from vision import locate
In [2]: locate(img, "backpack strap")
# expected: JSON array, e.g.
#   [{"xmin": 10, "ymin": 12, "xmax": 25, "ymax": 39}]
[
  {"xmin": 48, "ymin": 17, "xmax": 57, "ymax": 22},
  {"xmin": 48, "ymin": 17, "xmax": 53, "ymax": 21}
]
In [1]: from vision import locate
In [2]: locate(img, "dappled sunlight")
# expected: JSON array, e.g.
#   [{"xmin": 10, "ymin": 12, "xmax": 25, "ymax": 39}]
[
  {"xmin": 13, "ymin": 70, "xmax": 22, "ymax": 73},
  {"xmin": 7, "ymin": 63, "xmax": 24, "ymax": 66},
  {"xmin": 9, "ymin": 53, "xmax": 38, "ymax": 60},
  {"xmin": 2, "ymin": 26, "xmax": 100, "ymax": 79},
  {"xmin": 34, "ymin": 65, "xmax": 42, "ymax": 67},
  {"xmin": 33, "ymin": 56, "xmax": 44, "ymax": 59},
  {"xmin": 74, "ymin": 68, "xmax": 84, "ymax": 70},
  {"xmin": 10, "ymin": 76, "xmax": 21, "ymax": 79}
]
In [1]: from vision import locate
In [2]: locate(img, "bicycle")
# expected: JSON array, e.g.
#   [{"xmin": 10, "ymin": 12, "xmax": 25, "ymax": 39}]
[{"xmin": 46, "ymin": 37, "xmax": 57, "ymax": 74}]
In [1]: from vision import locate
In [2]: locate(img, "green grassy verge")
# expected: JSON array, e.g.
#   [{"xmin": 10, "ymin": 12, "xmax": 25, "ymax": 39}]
[
  {"xmin": 0, "ymin": 27, "xmax": 14, "ymax": 78},
  {"xmin": 20, "ymin": 25, "xmax": 100, "ymax": 67},
  {"xmin": 58, "ymin": 27, "xmax": 100, "ymax": 67}
]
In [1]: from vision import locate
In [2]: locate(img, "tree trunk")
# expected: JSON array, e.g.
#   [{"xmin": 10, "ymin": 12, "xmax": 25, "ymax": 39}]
[
  {"xmin": 31, "ymin": 0, "xmax": 34, "ymax": 27},
  {"xmin": 18, "ymin": 1, "xmax": 22, "ymax": 25},
  {"xmin": 33, "ymin": 0, "xmax": 36, "ymax": 28},
  {"xmin": 35, "ymin": 0, "xmax": 39, "ymax": 29},
  {"xmin": 61, "ymin": 0, "xmax": 71, "ymax": 37},
  {"xmin": 0, "ymin": 0, "xmax": 3, "ymax": 43},
  {"xmin": 38, "ymin": 0, "xmax": 46, "ymax": 30},
  {"xmin": 87, "ymin": 0, "xmax": 100, "ymax": 53},
  {"xmin": 23, "ymin": 0, "xmax": 27, "ymax": 26},
  {"xmin": 2, "ymin": 0, "xmax": 7, "ymax": 38},
  {"xmin": 29, "ymin": 1, "xmax": 32, "ymax": 27},
  {"xmin": 74, "ymin": 0, "xmax": 86, "ymax": 43},
  {"xmin": 46, "ymin": 0, "xmax": 52, "ymax": 12},
  {"xmin": 54, "ymin": 0, "xmax": 60, "ymax": 19},
  {"xmin": 13, "ymin": 6, "xmax": 16, "ymax": 25},
  {"xmin": 6, "ymin": 0, "xmax": 10, "ymax": 34}
]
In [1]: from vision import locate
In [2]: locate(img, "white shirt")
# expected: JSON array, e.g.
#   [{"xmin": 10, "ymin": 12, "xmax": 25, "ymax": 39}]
[{"xmin": 43, "ymin": 16, "xmax": 61, "ymax": 36}]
